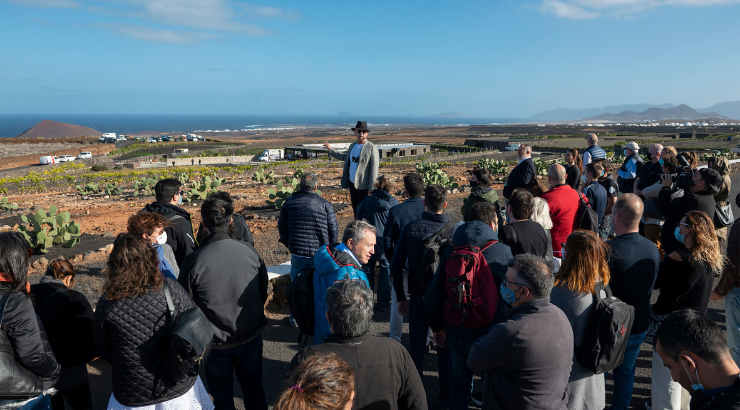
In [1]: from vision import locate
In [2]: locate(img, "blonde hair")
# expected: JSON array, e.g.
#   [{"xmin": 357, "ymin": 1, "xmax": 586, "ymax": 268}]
[
  {"xmin": 531, "ymin": 197, "xmax": 553, "ymax": 230},
  {"xmin": 555, "ymin": 230, "xmax": 611, "ymax": 294},
  {"xmin": 685, "ymin": 211, "xmax": 725, "ymax": 275}
]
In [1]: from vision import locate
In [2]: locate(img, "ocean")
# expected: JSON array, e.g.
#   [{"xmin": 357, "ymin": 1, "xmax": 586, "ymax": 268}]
[{"xmin": 0, "ymin": 114, "xmax": 524, "ymax": 139}]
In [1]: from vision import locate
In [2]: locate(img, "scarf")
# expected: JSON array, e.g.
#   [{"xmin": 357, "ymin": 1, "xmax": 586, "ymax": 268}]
[{"xmin": 0, "ymin": 271, "xmax": 31, "ymax": 293}]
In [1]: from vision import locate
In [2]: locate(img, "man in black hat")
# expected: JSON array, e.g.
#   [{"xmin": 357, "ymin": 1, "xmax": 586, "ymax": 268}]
[
  {"xmin": 657, "ymin": 166, "xmax": 722, "ymax": 254},
  {"xmin": 324, "ymin": 121, "xmax": 380, "ymax": 213}
]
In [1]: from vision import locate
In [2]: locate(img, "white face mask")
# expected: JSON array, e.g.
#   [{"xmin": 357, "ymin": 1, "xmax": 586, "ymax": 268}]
[
  {"xmin": 155, "ymin": 231, "xmax": 167, "ymax": 245},
  {"xmin": 581, "ymin": 174, "xmax": 588, "ymax": 184}
]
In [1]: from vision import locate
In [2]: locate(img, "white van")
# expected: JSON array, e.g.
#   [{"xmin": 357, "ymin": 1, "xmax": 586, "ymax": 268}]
[
  {"xmin": 39, "ymin": 156, "xmax": 58, "ymax": 165},
  {"xmin": 504, "ymin": 144, "xmax": 521, "ymax": 151}
]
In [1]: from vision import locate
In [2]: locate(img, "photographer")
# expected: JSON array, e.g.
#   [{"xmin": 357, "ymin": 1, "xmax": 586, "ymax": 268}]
[{"xmin": 657, "ymin": 163, "xmax": 722, "ymax": 255}]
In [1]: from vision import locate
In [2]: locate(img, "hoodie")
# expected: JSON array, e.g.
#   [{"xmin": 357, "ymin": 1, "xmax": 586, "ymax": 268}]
[
  {"xmin": 142, "ymin": 201, "xmax": 197, "ymax": 266},
  {"xmin": 461, "ymin": 185, "xmax": 500, "ymax": 221},
  {"xmin": 312, "ymin": 244, "xmax": 369, "ymax": 344},
  {"xmin": 425, "ymin": 221, "xmax": 513, "ymax": 340}
]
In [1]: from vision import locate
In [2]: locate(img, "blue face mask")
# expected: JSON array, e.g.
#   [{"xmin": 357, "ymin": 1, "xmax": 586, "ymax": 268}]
[
  {"xmin": 659, "ymin": 159, "xmax": 664, "ymax": 165},
  {"xmin": 500, "ymin": 283, "xmax": 517, "ymax": 305},
  {"xmin": 674, "ymin": 227, "xmax": 684, "ymax": 243},
  {"xmin": 178, "ymin": 195, "xmax": 183, "ymax": 206},
  {"xmin": 624, "ymin": 150, "xmax": 629, "ymax": 156},
  {"xmin": 682, "ymin": 359, "xmax": 705, "ymax": 392}
]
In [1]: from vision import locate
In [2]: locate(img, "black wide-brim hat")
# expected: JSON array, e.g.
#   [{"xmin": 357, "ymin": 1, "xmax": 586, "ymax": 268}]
[{"xmin": 351, "ymin": 121, "xmax": 370, "ymax": 132}]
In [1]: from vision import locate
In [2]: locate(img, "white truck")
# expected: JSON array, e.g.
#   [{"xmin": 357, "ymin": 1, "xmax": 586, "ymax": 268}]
[
  {"xmin": 257, "ymin": 149, "xmax": 284, "ymax": 162},
  {"xmin": 39, "ymin": 156, "xmax": 58, "ymax": 165}
]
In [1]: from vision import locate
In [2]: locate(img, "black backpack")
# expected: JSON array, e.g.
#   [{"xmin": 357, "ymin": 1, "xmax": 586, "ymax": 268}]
[
  {"xmin": 417, "ymin": 222, "xmax": 456, "ymax": 294},
  {"xmin": 576, "ymin": 191, "xmax": 600, "ymax": 233},
  {"xmin": 286, "ymin": 267, "xmax": 316, "ymax": 347},
  {"xmin": 574, "ymin": 283, "xmax": 635, "ymax": 374},
  {"xmin": 162, "ymin": 283, "xmax": 214, "ymax": 382}
]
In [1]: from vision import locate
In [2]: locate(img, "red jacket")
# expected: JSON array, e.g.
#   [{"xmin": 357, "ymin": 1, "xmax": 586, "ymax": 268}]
[{"xmin": 541, "ymin": 184, "xmax": 581, "ymax": 257}]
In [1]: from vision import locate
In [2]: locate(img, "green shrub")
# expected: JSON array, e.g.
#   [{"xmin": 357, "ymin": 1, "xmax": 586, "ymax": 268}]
[
  {"xmin": 91, "ymin": 164, "xmax": 108, "ymax": 171},
  {"xmin": 104, "ymin": 182, "xmax": 124, "ymax": 196},
  {"xmin": 1, "ymin": 197, "xmax": 18, "ymax": 211},
  {"xmin": 76, "ymin": 183, "xmax": 100, "ymax": 195},
  {"xmin": 187, "ymin": 176, "xmax": 227, "ymax": 201},
  {"xmin": 477, "ymin": 158, "xmax": 509, "ymax": 174},
  {"xmin": 18, "ymin": 206, "xmax": 81, "ymax": 253},
  {"xmin": 252, "ymin": 170, "xmax": 275, "ymax": 184},
  {"xmin": 415, "ymin": 161, "xmax": 459, "ymax": 188},
  {"xmin": 133, "ymin": 177, "xmax": 157, "ymax": 196}
]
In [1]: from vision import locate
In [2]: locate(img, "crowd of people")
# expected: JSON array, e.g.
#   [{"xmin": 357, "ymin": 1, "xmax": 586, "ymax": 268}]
[{"xmin": 0, "ymin": 128, "xmax": 739, "ymax": 410}]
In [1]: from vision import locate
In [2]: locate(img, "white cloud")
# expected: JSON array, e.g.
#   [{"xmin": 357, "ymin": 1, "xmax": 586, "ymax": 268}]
[
  {"xmin": 540, "ymin": 0, "xmax": 601, "ymax": 19},
  {"xmin": 3, "ymin": 0, "xmax": 79, "ymax": 9},
  {"xmin": 540, "ymin": 0, "xmax": 740, "ymax": 18},
  {"xmin": 241, "ymin": 4, "xmax": 301, "ymax": 21},
  {"xmin": 95, "ymin": 23, "xmax": 219, "ymax": 44}
]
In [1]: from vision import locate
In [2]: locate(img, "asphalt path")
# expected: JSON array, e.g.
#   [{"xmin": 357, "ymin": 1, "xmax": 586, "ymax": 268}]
[{"xmin": 77, "ymin": 170, "xmax": 740, "ymax": 410}]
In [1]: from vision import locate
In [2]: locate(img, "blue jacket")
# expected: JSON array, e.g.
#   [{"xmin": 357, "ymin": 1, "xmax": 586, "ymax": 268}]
[
  {"xmin": 425, "ymin": 221, "xmax": 513, "ymax": 339},
  {"xmin": 390, "ymin": 212, "xmax": 457, "ymax": 300},
  {"xmin": 278, "ymin": 190, "xmax": 338, "ymax": 258},
  {"xmin": 383, "ymin": 197, "xmax": 425, "ymax": 261},
  {"xmin": 356, "ymin": 190, "xmax": 400, "ymax": 260},
  {"xmin": 313, "ymin": 244, "xmax": 369, "ymax": 344}
]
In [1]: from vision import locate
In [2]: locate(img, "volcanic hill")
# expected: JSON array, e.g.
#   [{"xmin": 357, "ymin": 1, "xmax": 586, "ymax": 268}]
[{"xmin": 14, "ymin": 120, "xmax": 102, "ymax": 138}]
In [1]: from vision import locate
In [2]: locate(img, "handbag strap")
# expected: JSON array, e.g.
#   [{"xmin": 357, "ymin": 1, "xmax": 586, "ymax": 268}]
[{"xmin": 162, "ymin": 283, "xmax": 176, "ymax": 322}]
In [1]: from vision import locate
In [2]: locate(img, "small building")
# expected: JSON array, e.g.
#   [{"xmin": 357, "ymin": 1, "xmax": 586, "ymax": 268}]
[{"xmin": 284, "ymin": 143, "xmax": 431, "ymax": 160}]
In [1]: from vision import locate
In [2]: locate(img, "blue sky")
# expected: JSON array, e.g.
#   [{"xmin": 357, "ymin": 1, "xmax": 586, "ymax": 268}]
[{"xmin": 1, "ymin": 0, "xmax": 739, "ymax": 117}]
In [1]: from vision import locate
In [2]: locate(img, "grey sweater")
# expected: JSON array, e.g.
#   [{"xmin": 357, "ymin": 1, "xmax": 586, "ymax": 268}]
[
  {"xmin": 550, "ymin": 285, "xmax": 606, "ymax": 410},
  {"xmin": 468, "ymin": 297, "xmax": 574, "ymax": 410},
  {"xmin": 328, "ymin": 140, "xmax": 379, "ymax": 190}
]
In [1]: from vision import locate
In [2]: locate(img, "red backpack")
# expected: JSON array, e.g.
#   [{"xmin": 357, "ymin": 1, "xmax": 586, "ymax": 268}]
[{"xmin": 443, "ymin": 241, "xmax": 499, "ymax": 328}]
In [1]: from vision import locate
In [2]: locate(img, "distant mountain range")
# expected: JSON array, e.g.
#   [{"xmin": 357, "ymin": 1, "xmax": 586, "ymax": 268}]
[
  {"xmin": 530, "ymin": 101, "xmax": 740, "ymax": 121},
  {"xmin": 14, "ymin": 120, "xmax": 101, "ymax": 138}
]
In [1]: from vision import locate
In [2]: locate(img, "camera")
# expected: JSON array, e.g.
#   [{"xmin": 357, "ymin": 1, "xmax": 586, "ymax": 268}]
[{"xmin": 670, "ymin": 155, "xmax": 694, "ymax": 189}]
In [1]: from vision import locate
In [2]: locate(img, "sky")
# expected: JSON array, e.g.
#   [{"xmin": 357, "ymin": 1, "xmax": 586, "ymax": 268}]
[{"xmin": 1, "ymin": 0, "xmax": 739, "ymax": 118}]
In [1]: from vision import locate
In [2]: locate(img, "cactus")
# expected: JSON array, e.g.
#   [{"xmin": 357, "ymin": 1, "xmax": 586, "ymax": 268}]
[
  {"xmin": 477, "ymin": 158, "xmax": 509, "ymax": 174},
  {"xmin": 266, "ymin": 179, "xmax": 297, "ymax": 209},
  {"xmin": 252, "ymin": 170, "xmax": 275, "ymax": 183},
  {"xmin": 18, "ymin": 206, "xmax": 81, "ymax": 253},
  {"xmin": 176, "ymin": 172, "xmax": 190, "ymax": 184},
  {"xmin": 76, "ymin": 183, "xmax": 100, "ymax": 195},
  {"xmin": 187, "ymin": 175, "xmax": 226, "ymax": 201},
  {"xmin": 0, "ymin": 197, "xmax": 18, "ymax": 211},
  {"xmin": 133, "ymin": 177, "xmax": 157, "ymax": 196},
  {"xmin": 415, "ymin": 161, "xmax": 459, "ymax": 188},
  {"xmin": 104, "ymin": 182, "xmax": 124, "ymax": 196}
]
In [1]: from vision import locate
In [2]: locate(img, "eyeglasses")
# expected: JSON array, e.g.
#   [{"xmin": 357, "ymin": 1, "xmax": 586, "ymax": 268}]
[{"xmin": 502, "ymin": 278, "xmax": 527, "ymax": 290}]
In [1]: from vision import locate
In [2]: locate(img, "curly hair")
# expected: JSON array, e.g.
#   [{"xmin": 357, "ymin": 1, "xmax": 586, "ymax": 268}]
[
  {"xmin": 102, "ymin": 233, "xmax": 163, "ymax": 301},
  {"xmin": 275, "ymin": 352, "xmax": 355, "ymax": 410},
  {"xmin": 127, "ymin": 211, "xmax": 171, "ymax": 238},
  {"xmin": 684, "ymin": 211, "xmax": 724, "ymax": 275},
  {"xmin": 555, "ymin": 230, "xmax": 611, "ymax": 294}
]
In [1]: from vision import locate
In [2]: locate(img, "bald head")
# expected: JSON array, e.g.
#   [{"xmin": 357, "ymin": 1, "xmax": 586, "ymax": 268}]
[
  {"xmin": 612, "ymin": 193, "xmax": 643, "ymax": 232},
  {"xmin": 548, "ymin": 164, "xmax": 567, "ymax": 185},
  {"xmin": 587, "ymin": 133, "xmax": 598, "ymax": 145}
]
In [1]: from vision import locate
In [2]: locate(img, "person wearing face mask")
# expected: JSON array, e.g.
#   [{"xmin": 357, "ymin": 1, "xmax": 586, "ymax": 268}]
[
  {"xmin": 655, "ymin": 310, "xmax": 740, "ymax": 410},
  {"xmin": 657, "ymin": 166, "xmax": 722, "ymax": 255},
  {"xmin": 503, "ymin": 144, "xmax": 537, "ymax": 199},
  {"xmin": 616, "ymin": 141, "xmax": 643, "ymax": 194},
  {"xmin": 640, "ymin": 153, "xmax": 681, "ymax": 258},
  {"xmin": 127, "ymin": 211, "xmax": 179, "ymax": 280},
  {"xmin": 581, "ymin": 162, "xmax": 608, "ymax": 225},
  {"xmin": 647, "ymin": 210, "xmax": 724, "ymax": 410},
  {"xmin": 461, "ymin": 167, "xmax": 500, "ymax": 222},
  {"xmin": 142, "ymin": 178, "xmax": 197, "ymax": 267},
  {"xmin": 711, "ymin": 191, "xmax": 740, "ymax": 367},
  {"xmin": 634, "ymin": 144, "xmax": 664, "ymax": 197},
  {"xmin": 551, "ymin": 230, "xmax": 611, "ymax": 410},
  {"xmin": 604, "ymin": 194, "xmax": 660, "ymax": 410},
  {"xmin": 31, "ymin": 260, "xmax": 97, "ymax": 410},
  {"xmin": 468, "ymin": 254, "xmax": 573, "ymax": 410}
]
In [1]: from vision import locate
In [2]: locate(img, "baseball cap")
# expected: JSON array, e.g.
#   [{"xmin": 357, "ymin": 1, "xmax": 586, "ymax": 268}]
[
  {"xmin": 624, "ymin": 141, "xmax": 639, "ymax": 152},
  {"xmin": 698, "ymin": 168, "xmax": 722, "ymax": 192}
]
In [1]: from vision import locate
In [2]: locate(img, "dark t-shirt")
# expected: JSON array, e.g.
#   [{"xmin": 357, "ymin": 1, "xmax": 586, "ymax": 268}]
[
  {"xmin": 584, "ymin": 181, "xmax": 608, "ymax": 222},
  {"xmin": 565, "ymin": 165, "xmax": 581, "ymax": 190},
  {"xmin": 498, "ymin": 220, "xmax": 550, "ymax": 258},
  {"xmin": 599, "ymin": 176, "xmax": 619, "ymax": 198}
]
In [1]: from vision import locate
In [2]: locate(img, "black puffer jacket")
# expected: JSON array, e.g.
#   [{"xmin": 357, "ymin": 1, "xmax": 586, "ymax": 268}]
[
  {"xmin": 142, "ymin": 202, "xmax": 197, "ymax": 267},
  {"xmin": 93, "ymin": 278, "xmax": 197, "ymax": 406},
  {"xmin": 278, "ymin": 190, "xmax": 338, "ymax": 258},
  {"xmin": 0, "ymin": 288, "xmax": 60, "ymax": 394}
]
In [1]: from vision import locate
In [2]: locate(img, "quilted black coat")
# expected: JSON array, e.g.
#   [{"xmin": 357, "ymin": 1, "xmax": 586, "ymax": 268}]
[
  {"xmin": 278, "ymin": 190, "xmax": 338, "ymax": 258},
  {"xmin": 93, "ymin": 278, "xmax": 197, "ymax": 406}
]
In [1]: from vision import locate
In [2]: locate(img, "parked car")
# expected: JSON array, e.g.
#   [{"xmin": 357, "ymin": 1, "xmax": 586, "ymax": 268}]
[
  {"xmin": 504, "ymin": 144, "xmax": 521, "ymax": 151},
  {"xmin": 58, "ymin": 155, "xmax": 76, "ymax": 162},
  {"xmin": 39, "ymin": 156, "xmax": 59, "ymax": 165},
  {"xmin": 77, "ymin": 152, "xmax": 92, "ymax": 159}
]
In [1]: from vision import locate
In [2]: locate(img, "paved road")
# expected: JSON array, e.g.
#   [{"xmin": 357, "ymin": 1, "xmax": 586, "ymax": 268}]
[{"xmin": 77, "ymin": 170, "xmax": 740, "ymax": 410}]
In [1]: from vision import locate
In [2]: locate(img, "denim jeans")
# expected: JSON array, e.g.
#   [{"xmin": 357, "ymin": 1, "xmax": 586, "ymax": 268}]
[
  {"xmin": 290, "ymin": 255, "xmax": 315, "ymax": 322},
  {"xmin": 205, "ymin": 334, "xmax": 268, "ymax": 410},
  {"xmin": 0, "ymin": 393, "xmax": 52, "ymax": 410},
  {"xmin": 726, "ymin": 287, "xmax": 740, "ymax": 366},
  {"xmin": 364, "ymin": 251, "xmax": 391, "ymax": 308},
  {"xmin": 448, "ymin": 335, "xmax": 477, "ymax": 410},
  {"xmin": 409, "ymin": 295, "xmax": 452, "ymax": 407},
  {"xmin": 608, "ymin": 330, "xmax": 646, "ymax": 410}
]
